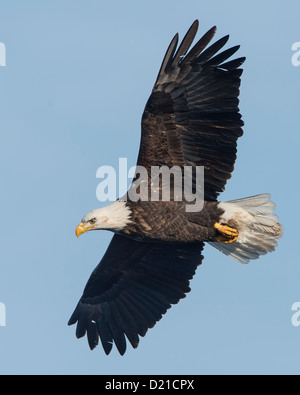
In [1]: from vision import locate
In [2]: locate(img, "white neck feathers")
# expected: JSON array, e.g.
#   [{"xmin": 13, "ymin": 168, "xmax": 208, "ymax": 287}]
[{"xmin": 84, "ymin": 201, "xmax": 132, "ymax": 231}]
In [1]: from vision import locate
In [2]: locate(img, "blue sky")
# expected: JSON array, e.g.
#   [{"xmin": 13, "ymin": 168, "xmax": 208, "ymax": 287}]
[{"xmin": 0, "ymin": 0, "xmax": 299, "ymax": 375}]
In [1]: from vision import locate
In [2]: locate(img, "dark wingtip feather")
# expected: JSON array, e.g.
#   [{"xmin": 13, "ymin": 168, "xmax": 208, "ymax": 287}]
[
  {"xmin": 170, "ymin": 20, "xmax": 199, "ymax": 67},
  {"xmin": 118, "ymin": 342, "xmax": 127, "ymax": 356},
  {"xmin": 103, "ymin": 341, "xmax": 113, "ymax": 355},
  {"xmin": 87, "ymin": 321, "xmax": 99, "ymax": 350},
  {"xmin": 155, "ymin": 33, "xmax": 179, "ymax": 85},
  {"xmin": 194, "ymin": 34, "xmax": 230, "ymax": 65},
  {"xmin": 67, "ymin": 317, "xmax": 76, "ymax": 326},
  {"xmin": 180, "ymin": 25, "xmax": 217, "ymax": 66},
  {"xmin": 68, "ymin": 305, "xmax": 79, "ymax": 326},
  {"xmin": 76, "ymin": 321, "xmax": 87, "ymax": 339},
  {"xmin": 206, "ymin": 45, "xmax": 241, "ymax": 67},
  {"xmin": 220, "ymin": 56, "xmax": 246, "ymax": 70},
  {"xmin": 188, "ymin": 19, "xmax": 199, "ymax": 32}
]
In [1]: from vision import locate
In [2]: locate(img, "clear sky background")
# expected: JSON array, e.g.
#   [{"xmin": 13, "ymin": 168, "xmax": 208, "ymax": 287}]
[{"xmin": 0, "ymin": 1, "xmax": 299, "ymax": 375}]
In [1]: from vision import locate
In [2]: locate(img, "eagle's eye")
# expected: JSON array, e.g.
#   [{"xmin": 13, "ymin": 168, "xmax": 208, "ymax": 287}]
[{"xmin": 89, "ymin": 218, "xmax": 97, "ymax": 224}]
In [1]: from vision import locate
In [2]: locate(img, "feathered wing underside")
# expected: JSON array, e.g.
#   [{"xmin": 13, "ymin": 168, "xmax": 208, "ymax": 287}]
[
  {"xmin": 68, "ymin": 235, "xmax": 204, "ymax": 355},
  {"xmin": 137, "ymin": 20, "xmax": 245, "ymax": 201}
]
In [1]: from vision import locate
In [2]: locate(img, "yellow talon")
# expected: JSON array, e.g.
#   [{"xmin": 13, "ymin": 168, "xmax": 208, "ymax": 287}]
[
  {"xmin": 215, "ymin": 235, "xmax": 239, "ymax": 244},
  {"xmin": 214, "ymin": 223, "xmax": 239, "ymax": 244}
]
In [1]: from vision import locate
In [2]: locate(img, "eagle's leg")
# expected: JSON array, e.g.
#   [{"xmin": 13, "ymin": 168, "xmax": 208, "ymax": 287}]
[{"xmin": 214, "ymin": 223, "xmax": 239, "ymax": 244}]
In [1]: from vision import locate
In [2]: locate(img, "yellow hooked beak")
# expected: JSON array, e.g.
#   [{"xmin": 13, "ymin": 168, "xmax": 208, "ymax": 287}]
[{"xmin": 75, "ymin": 222, "xmax": 95, "ymax": 238}]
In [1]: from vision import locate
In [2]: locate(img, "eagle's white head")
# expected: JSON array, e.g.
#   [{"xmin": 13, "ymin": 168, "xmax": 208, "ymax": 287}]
[{"xmin": 75, "ymin": 200, "xmax": 132, "ymax": 237}]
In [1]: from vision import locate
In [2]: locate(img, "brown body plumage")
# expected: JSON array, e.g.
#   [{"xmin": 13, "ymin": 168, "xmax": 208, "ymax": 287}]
[{"xmin": 122, "ymin": 200, "xmax": 223, "ymax": 243}]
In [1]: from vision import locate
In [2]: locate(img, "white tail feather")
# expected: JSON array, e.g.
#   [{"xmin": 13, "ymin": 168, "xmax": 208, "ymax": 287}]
[{"xmin": 208, "ymin": 194, "xmax": 282, "ymax": 264}]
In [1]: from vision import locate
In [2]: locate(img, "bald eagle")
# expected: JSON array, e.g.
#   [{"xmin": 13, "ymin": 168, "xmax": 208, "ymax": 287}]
[{"xmin": 69, "ymin": 20, "xmax": 282, "ymax": 355}]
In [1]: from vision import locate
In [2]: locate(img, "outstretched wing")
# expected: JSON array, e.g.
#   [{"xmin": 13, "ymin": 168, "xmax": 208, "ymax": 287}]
[
  {"xmin": 137, "ymin": 20, "xmax": 245, "ymax": 201},
  {"xmin": 68, "ymin": 235, "xmax": 203, "ymax": 355}
]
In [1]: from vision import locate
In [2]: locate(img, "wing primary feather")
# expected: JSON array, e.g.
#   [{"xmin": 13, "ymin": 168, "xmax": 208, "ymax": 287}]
[
  {"xmin": 97, "ymin": 318, "xmax": 113, "ymax": 355},
  {"xmin": 68, "ymin": 304, "xmax": 79, "ymax": 326},
  {"xmin": 75, "ymin": 311, "xmax": 88, "ymax": 338},
  {"xmin": 180, "ymin": 26, "xmax": 217, "ymax": 66},
  {"xmin": 205, "ymin": 45, "xmax": 240, "ymax": 67},
  {"xmin": 87, "ymin": 321, "xmax": 99, "ymax": 350},
  {"xmin": 195, "ymin": 35, "xmax": 230, "ymax": 64},
  {"xmin": 170, "ymin": 20, "xmax": 199, "ymax": 68},
  {"xmin": 155, "ymin": 33, "xmax": 179, "ymax": 86},
  {"xmin": 108, "ymin": 302, "xmax": 127, "ymax": 355},
  {"xmin": 219, "ymin": 57, "xmax": 246, "ymax": 70},
  {"xmin": 96, "ymin": 302, "xmax": 114, "ymax": 355},
  {"xmin": 125, "ymin": 288, "xmax": 158, "ymax": 326},
  {"xmin": 114, "ymin": 299, "xmax": 140, "ymax": 349},
  {"xmin": 119, "ymin": 292, "xmax": 149, "ymax": 337}
]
